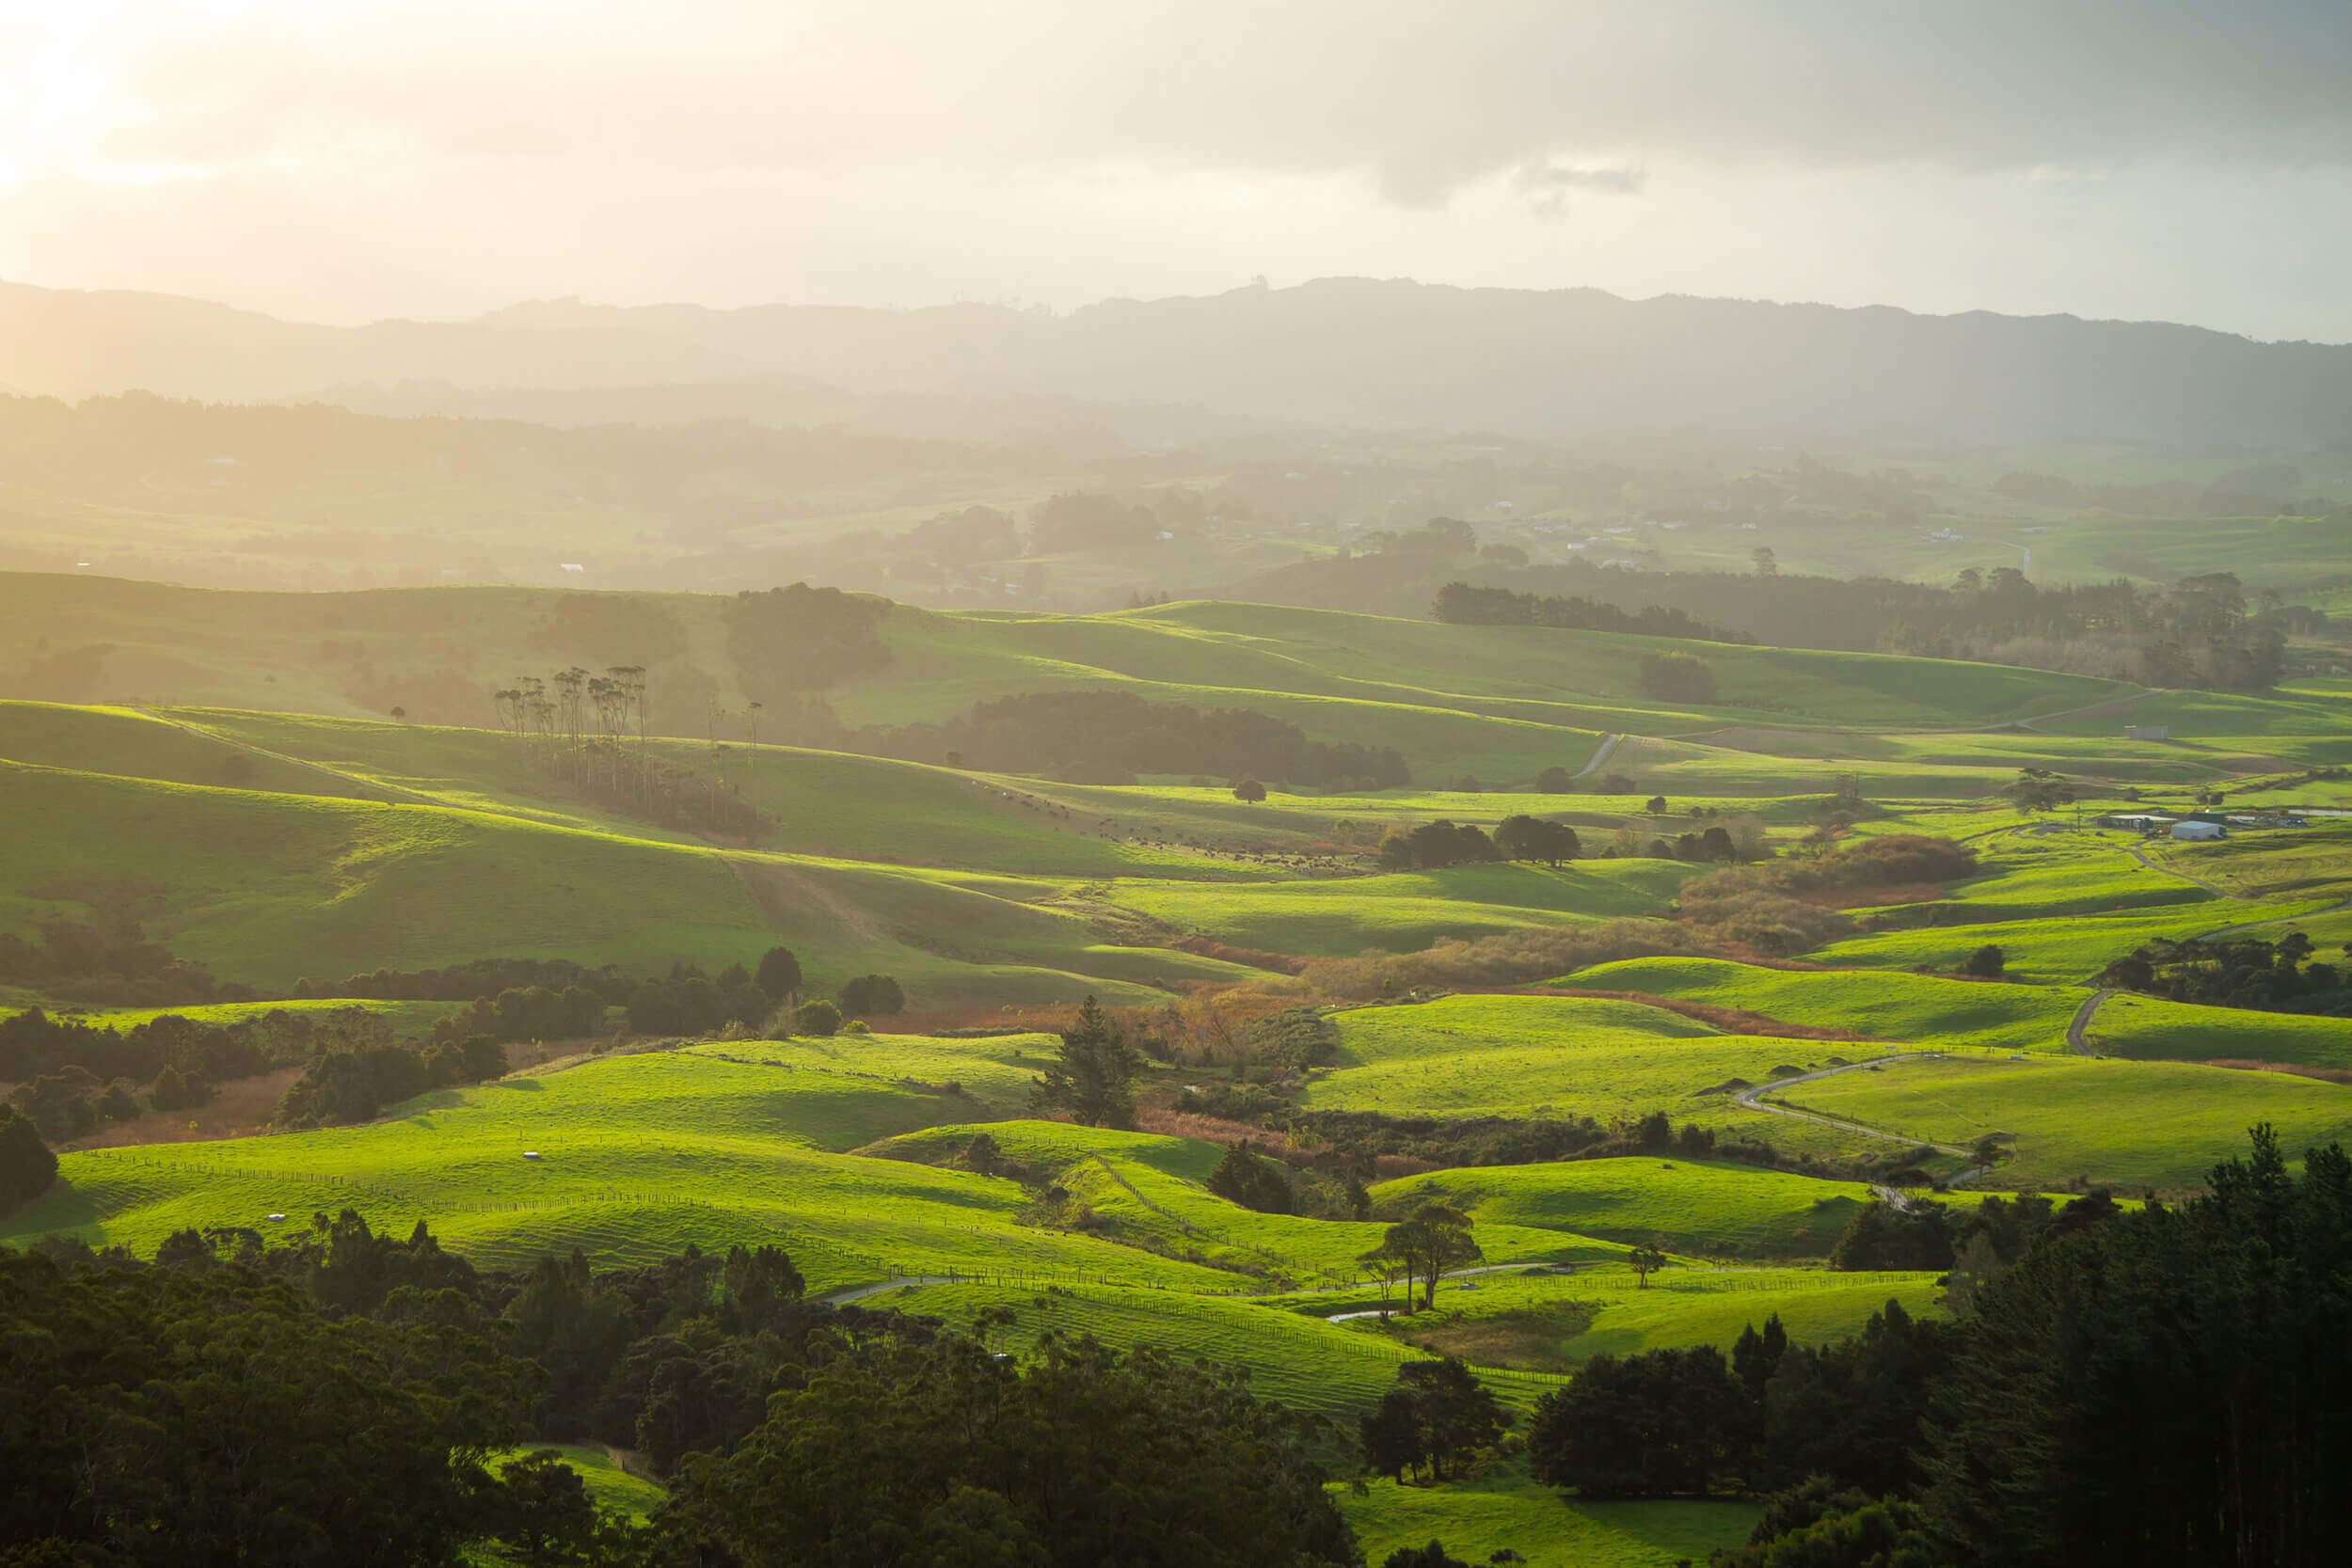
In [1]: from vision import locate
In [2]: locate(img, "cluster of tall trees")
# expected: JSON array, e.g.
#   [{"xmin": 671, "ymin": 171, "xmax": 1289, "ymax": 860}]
[
  {"xmin": 1359, "ymin": 1357, "xmax": 1512, "ymax": 1483},
  {"xmin": 860, "ymin": 689, "xmax": 1411, "ymax": 789},
  {"xmin": 2, "ymin": 1222, "xmax": 1352, "ymax": 1567},
  {"xmin": 495, "ymin": 662, "xmax": 769, "ymax": 838},
  {"xmin": 3, "ymin": 1006, "xmax": 389, "ymax": 1138},
  {"xmin": 2094, "ymin": 930, "xmax": 2345, "ymax": 1012},
  {"xmin": 272, "ymin": 1033, "xmax": 509, "ymax": 1129},
  {"xmin": 1523, "ymin": 1127, "xmax": 2352, "ymax": 1565},
  {"xmin": 1430, "ymin": 564, "xmax": 2312, "ymax": 690}
]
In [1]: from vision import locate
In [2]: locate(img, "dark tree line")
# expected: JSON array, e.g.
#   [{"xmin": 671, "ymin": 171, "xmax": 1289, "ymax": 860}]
[
  {"xmin": 725, "ymin": 581, "xmax": 896, "ymax": 705},
  {"xmin": 2095, "ymin": 930, "xmax": 2345, "ymax": 1012},
  {"xmin": 860, "ymin": 689, "xmax": 1411, "ymax": 789},
  {"xmin": 3, "ymin": 1221, "xmax": 1351, "ymax": 1568},
  {"xmin": 1432, "ymin": 581, "xmax": 1744, "ymax": 643},
  {"xmin": 1528, "ymin": 1127, "xmax": 2352, "ymax": 1567},
  {"xmin": 1440, "ymin": 565, "xmax": 2305, "ymax": 691},
  {"xmin": 0, "ymin": 912, "xmax": 245, "ymax": 1006}
]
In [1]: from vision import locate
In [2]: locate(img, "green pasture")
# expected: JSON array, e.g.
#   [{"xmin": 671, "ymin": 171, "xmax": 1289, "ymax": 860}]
[
  {"xmin": 1339, "ymin": 1472, "xmax": 1758, "ymax": 1568},
  {"xmin": 485, "ymin": 1445, "xmax": 664, "ymax": 1521},
  {"xmin": 1105, "ymin": 860, "xmax": 1691, "ymax": 957},
  {"xmin": 0, "ymin": 701, "xmax": 363, "ymax": 800},
  {"xmin": 1776, "ymin": 1053, "xmax": 2352, "ymax": 1191},
  {"xmin": 2084, "ymin": 993, "xmax": 2352, "ymax": 1069},
  {"xmin": 2133, "ymin": 825, "xmax": 2352, "ymax": 902},
  {"xmin": 0, "ymin": 760, "xmax": 1244, "ymax": 1006},
  {"xmin": 172, "ymin": 706, "xmax": 1256, "ymax": 879},
  {"xmin": 1571, "ymin": 957, "xmax": 2088, "ymax": 1054},
  {"xmin": 1813, "ymin": 895, "xmax": 2334, "ymax": 983},
  {"xmin": 1267, "ymin": 1265, "xmax": 1943, "ymax": 1376},
  {"xmin": 0, "ymin": 1046, "xmax": 1237, "ymax": 1290},
  {"xmin": 866, "ymin": 1278, "xmax": 1465, "ymax": 1419},
  {"xmin": 1303, "ymin": 993, "xmax": 1901, "ymax": 1131},
  {"xmin": 1373, "ymin": 1157, "xmax": 1893, "ymax": 1258}
]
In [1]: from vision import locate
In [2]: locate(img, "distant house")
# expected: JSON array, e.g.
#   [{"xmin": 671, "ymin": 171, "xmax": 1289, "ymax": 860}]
[
  {"xmin": 2096, "ymin": 813, "xmax": 2177, "ymax": 832},
  {"xmin": 2170, "ymin": 820, "xmax": 2225, "ymax": 841},
  {"xmin": 559, "ymin": 562, "xmax": 586, "ymax": 575},
  {"xmin": 2124, "ymin": 724, "xmax": 2170, "ymax": 741}
]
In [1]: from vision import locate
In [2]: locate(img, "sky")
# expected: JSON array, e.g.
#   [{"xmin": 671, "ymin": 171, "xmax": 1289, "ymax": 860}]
[{"xmin": 4, "ymin": 0, "xmax": 2350, "ymax": 340}]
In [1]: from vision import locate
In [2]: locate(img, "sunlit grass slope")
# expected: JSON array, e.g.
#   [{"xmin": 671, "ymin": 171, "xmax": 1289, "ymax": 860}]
[
  {"xmin": 1779, "ymin": 1053, "xmax": 2352, "ymax": 1190},
  {"xmin": 1340, "ymin": 1473, "xmax": 1757, "ymax": 1568},
  {"xmin": 1813, "ymin": 897, "xmax": 2334, "ymax": 983},
  {"xmin": 867, "ymin": 1119, "xmax": 1617, "ymax": 1287},
  {"xmin": 1106, "ymin": 860, "xmax": 1693, "ymax": 956},
  {"xmin": 1301, "ymin": 994, "xmax": 1899, "ymax": 1132},
  {"xmin": 169, "ymin": 706, "xmax": 1259, "ymax": 879},
  {"xmin": 1373, "ymin": 1157, "xmax": 1892, "ymax": 1258},
  {"xmin": 1572, "ymin": 958, "xmax": 2087, "ymax": 1054},
  {"xmin": 0, "ymin": 760, "xmax": 1244, "ymax": 1005},
  {"xmin": 1308, "ymin": 1266, "xmax": 1947, "ymax": 1370},
  {"xmin": 2089, "ymin": 992, "xmax": 2352, "ymax": 1069},
  {"xmin": 0, "ymin": 700, "xmax": 365, "ymax": 800},
  {"xmin": 0, "ymin": 1045, "xmax": 1238, "ymax": 1291}
]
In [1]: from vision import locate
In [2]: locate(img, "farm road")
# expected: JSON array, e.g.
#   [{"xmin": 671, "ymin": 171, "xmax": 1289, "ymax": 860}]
[
  {"xmin": 2129, "ymin": 845, "xmax": 2231, "ymax": 897},
  {"xmin": 1572, "ymin": 734, "xmax": 1624, "ymax": 780},
  {"xmin": 1734, "ymin": 1054, "xmax": 1968, "ymax": 1158},
  {"xmin": 2064, "ymin": 990, "xmax": 2112, "ymax": 1054}
]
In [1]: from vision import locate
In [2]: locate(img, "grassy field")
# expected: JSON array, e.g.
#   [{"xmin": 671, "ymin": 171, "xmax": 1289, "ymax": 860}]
[
  {"xmin": 1302, "ymin": 994, "xmax": 1899, "ymax": 1137},
  {"xmin": 1812, "ymin": 896, "xmax": 2334, "ymax": 983},
  {"xmin": 485, "ymin": 1445, "xmax": 665, "ymax": 1521},
  {"xmin": 1372, "ymin": 1157, "xmax": 1893, "ymax": 1258},
  {"xmin": 0, "ymin": 759, "xmax": 1252, "ymax": 1006},
  {"xmin": 2088, "ymin": 992, "xmax": 2352, "ymax": 1069},
  {"xmin": 1105, "ymin": 861, "xmax": 1692, "ymax": 956},
  {"xmin": 1571, "ymin": 957, "xmax": 2088, "ymax": 1054},
  {"xmin": 1777, "ymin": 1053, "xmax": 2352, "ymax": 1191},
  {"xmin": 1338, "ymin": 1471, "xmax": 1759, "ymax": 1568},
  {"xmin": 0, "ymin": 1045, "xmax": 1241, "ymax": 1289}
]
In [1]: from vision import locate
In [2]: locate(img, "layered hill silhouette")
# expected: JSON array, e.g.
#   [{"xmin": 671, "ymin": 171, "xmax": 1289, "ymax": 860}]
[{"xmin": 7, "ymin": 275, "xmax": 2349, "ymax": 446}]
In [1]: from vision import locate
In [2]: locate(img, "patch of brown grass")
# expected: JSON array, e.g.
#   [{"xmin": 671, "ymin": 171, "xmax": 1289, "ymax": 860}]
[
  {"xmin": 1168, "ymin": 935, "xmax": 1307, "ymax": 974},
  {"xmin": 67, "ymin": 1066, "xmax": 305, "ymax": 1149},
  {"xmin": 1390, "ymin": 1302, "xmax": 1597, "ymax": 1373}
]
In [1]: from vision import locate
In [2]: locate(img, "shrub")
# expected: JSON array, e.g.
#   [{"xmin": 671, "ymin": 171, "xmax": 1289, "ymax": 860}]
[
  {"xmin": 1534, "ymin": 767, "xmax": 1576, "ymax": 793},
  {"xmin": 794, "ymin": 1000, "xmax": 842, "ymax": 1037},
  {"xmin": 838, "ymin": 974, "xmax": 905, "ymax": 1017},
  {"xmin": 0, "ymin": 1104, "xmax": 58, "ymax": 1211},
  {"xmin": 1232, "ymin": 778, "xmax": 1268, "ymax": 803},
  {"xmin": 1638, "ymin": 652, "xmax": 1718, "ymax": 705},
  {"xmin": 1963, "ymin": 943, "xmax": 2007, "ymax": 978}
]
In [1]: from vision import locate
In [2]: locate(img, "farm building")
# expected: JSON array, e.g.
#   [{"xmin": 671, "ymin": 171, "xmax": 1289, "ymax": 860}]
[
  {"xmin": 2097, "ymin": 813, "xmax": 2178, "ymax": 832},
  {"xmin": 2170, "ymin": 820, "xmax": 2225, "ymax": 841}
]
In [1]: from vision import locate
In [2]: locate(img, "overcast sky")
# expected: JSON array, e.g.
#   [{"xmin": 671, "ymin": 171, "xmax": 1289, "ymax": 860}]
[{"xmin": 5, "ymin": 0, "xmax": 2350, "ymax": 339}]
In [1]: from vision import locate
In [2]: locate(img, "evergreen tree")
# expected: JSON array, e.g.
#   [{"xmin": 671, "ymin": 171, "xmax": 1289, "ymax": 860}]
[{"xmin": 1030, "ymin": 996, "xmax": 1142, "ymax": 1129}]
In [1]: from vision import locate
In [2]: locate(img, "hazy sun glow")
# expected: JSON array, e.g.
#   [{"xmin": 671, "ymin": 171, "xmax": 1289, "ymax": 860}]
[{"xmin": 2, "ymin": 1, "xmax": 2349, "ymax": 337}]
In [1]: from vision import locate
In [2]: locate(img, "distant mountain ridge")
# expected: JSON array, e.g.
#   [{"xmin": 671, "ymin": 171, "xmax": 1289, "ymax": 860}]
[{"xmin": 6, "ymin": 276, "xmax": 2349, "ymax": 446}]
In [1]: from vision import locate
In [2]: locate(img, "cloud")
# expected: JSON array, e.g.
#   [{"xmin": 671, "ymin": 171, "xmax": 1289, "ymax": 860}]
[{"xmin": 29, "ymin": 1, "xmax": 2352, "ymax": 199}]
